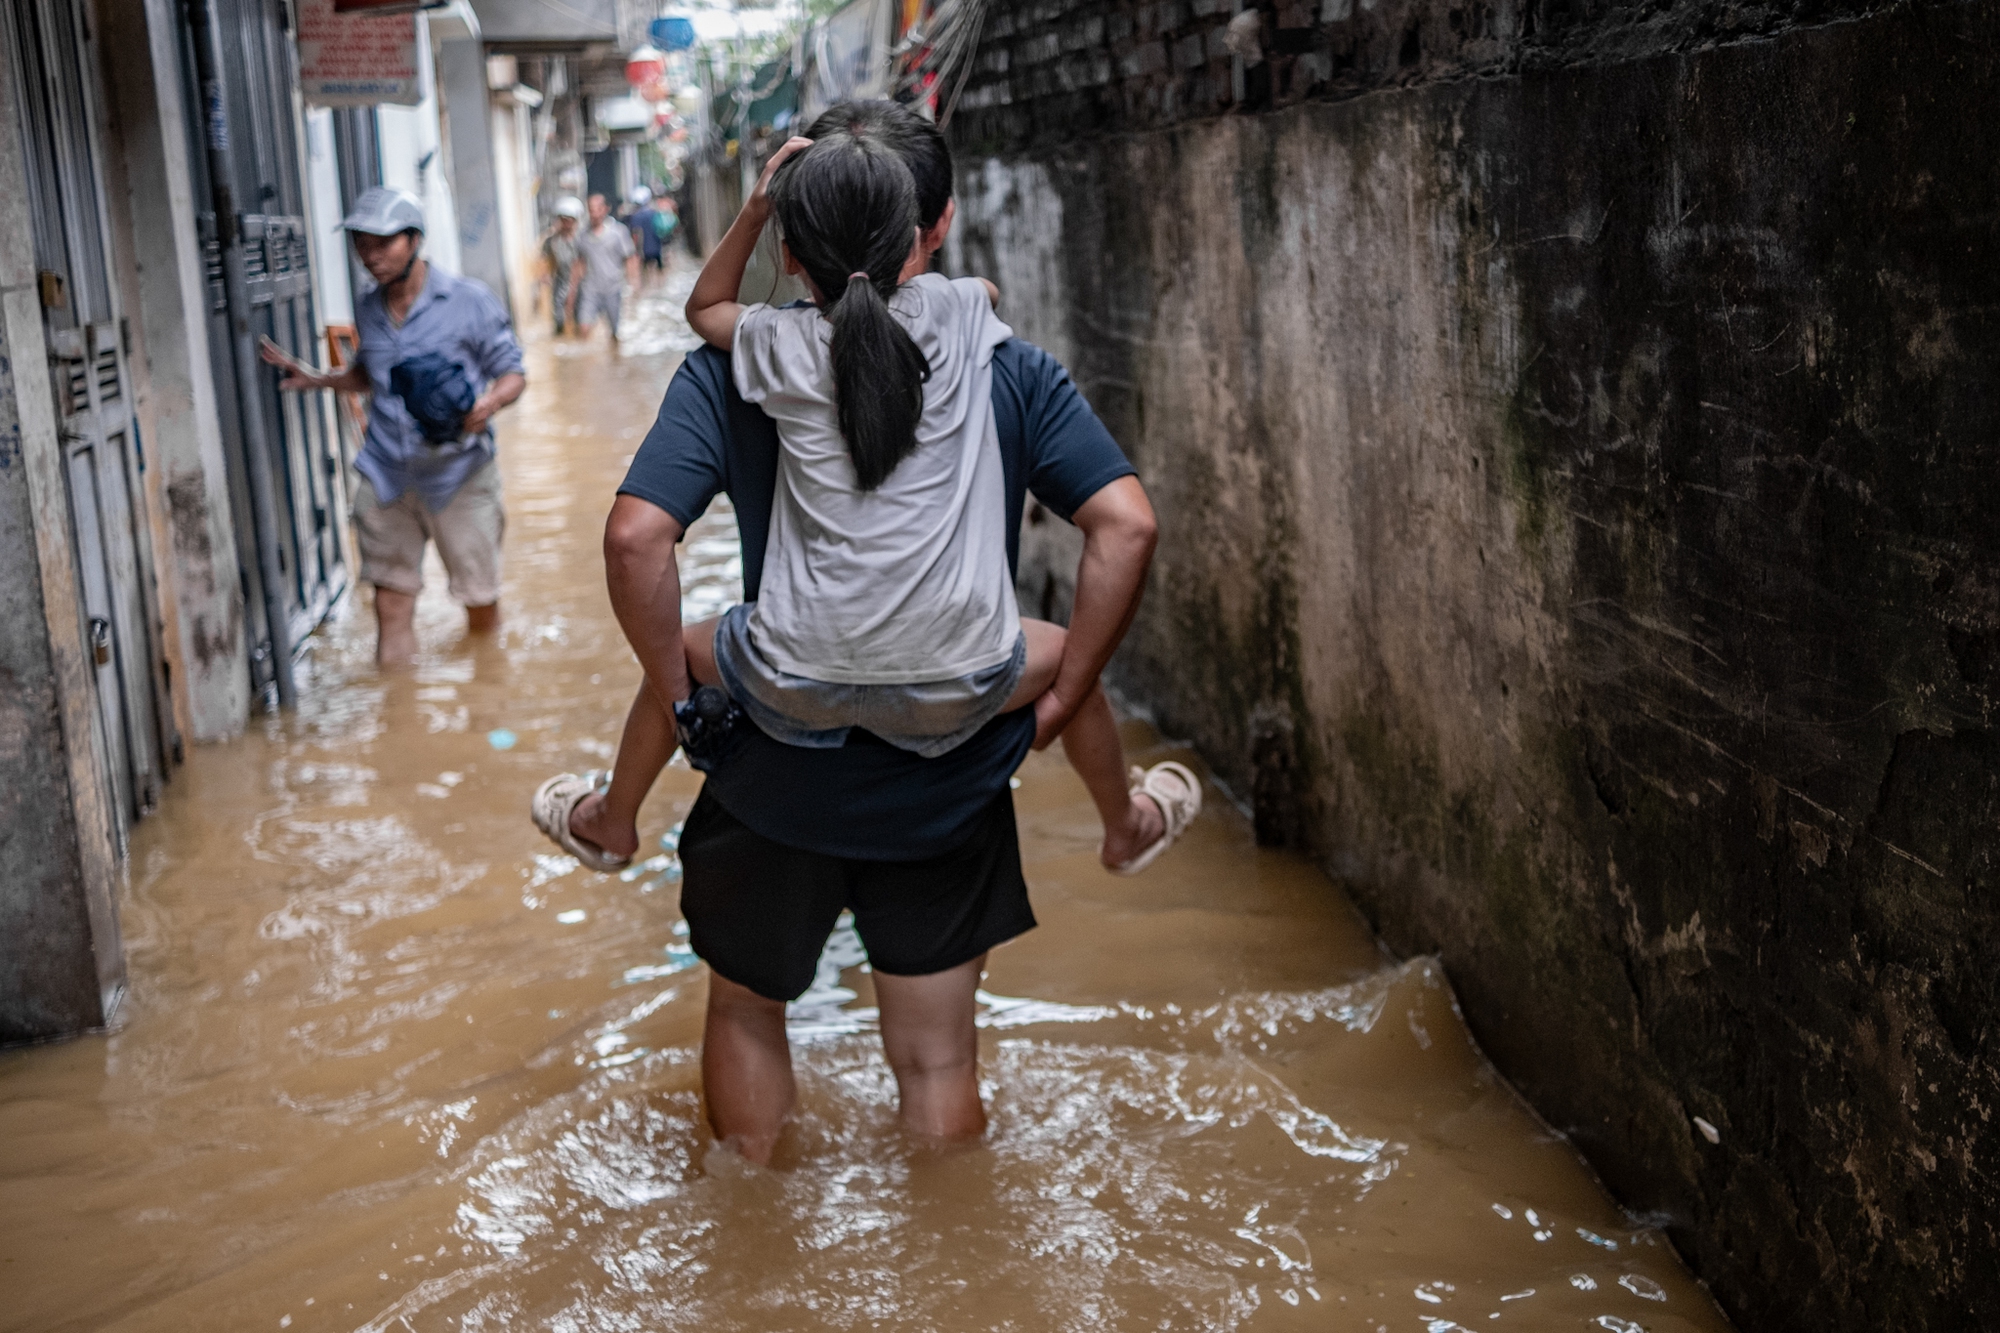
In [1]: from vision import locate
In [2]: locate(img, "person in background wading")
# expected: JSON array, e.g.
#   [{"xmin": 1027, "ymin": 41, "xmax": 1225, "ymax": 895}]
[
  {"xmin": 263, "ymin": 187, "xmax": 526, "ymax": 665},
  {"xmin": 529, "ymin": 102, "xmax": 1176, "ymax": 1165},
  {"xmin": 541, "ymin": 196, "xmax": 585, "ymax": 336},
  {"xmin": 569, "ymin": 193, "xmax": 639, "ymax": 347},
  {"xmin": 627, "ymin": 186, "xmax": 671, "ymax": 289}
]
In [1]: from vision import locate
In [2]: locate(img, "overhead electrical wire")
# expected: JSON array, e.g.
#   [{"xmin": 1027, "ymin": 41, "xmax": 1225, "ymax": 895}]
[{"xmin": 893, "ymin": 0, "xmax": 991, "ymax": 128}]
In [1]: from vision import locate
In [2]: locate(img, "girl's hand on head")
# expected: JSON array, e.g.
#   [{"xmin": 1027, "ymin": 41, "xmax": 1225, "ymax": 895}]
[{"xmin": 748, "ymin": 137, "xmax": 814, "ymax": 218}]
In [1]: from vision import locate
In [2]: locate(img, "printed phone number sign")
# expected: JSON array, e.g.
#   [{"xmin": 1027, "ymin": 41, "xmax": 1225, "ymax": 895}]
[{"xmin": 297, "ymin": 0, "xmax": 422, "ymax": 107}]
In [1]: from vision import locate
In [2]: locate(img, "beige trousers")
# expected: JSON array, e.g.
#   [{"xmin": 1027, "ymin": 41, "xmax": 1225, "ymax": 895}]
[{"xmin": 351, "ymin": 460, "xmax": 505, "ymax": 606}]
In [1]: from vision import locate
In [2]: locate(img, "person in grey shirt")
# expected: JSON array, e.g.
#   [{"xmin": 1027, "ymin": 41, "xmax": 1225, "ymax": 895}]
[
  {"xmin": 264, "ymin": 187, "xmax": 526, "ymax": 664},
  {"xmin": 569, "ymin": 193, "xmax": 638, "ymax": 346},
  {"xmin": 541, "ymin": 196, "xmax": 584, "ymax": 335}
]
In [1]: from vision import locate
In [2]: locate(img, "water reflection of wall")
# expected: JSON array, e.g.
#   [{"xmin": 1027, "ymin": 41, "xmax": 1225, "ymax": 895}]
[{"xmin": 948, "ymin": 5, "xmax": 2000, "ymax": 1330}]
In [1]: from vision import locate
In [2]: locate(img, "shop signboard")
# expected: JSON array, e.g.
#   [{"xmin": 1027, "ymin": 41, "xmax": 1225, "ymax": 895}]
[{"xmin": 298, "ymin": 0, "xmax": 421, "ymax": 106}]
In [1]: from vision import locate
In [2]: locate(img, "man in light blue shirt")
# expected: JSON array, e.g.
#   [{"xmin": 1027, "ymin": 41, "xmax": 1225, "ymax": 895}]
[{"xmin": 267, "ymin": 188, "xmax": 526, "ymax": 664}]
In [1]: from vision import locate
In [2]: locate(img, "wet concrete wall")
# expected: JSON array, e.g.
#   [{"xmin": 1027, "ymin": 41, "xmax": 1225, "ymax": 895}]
[
  {"xmin": 0, "ymin": 40, "xmax": 128, "ymax": 1041},
  {"xmin": 92, "ymin": 0, "xmax": 251, "ymax": 743},
  {"xmin": 0, "ymin": 330, "xmax": 116, "ymax": 1043},
  {"xmin": 948, "ymin": 1, "xmax": 2000, "ymax": 1328}
]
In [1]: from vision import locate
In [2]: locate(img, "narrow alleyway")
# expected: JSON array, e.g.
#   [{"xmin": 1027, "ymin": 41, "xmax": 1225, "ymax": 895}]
[{"xmin": 1, "ymin": 275, "xmax": 1730, "ymax": 1333}]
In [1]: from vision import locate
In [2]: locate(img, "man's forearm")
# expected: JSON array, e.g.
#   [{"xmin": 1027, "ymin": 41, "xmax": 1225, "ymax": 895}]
[
  {"xmin": 480, "ymin": 372, "xmax": 525, "ymax": 413},
  {"xmin": 287, "ymin": 362, "xmax": 367, "ymax": 393},
  {"xmin": 610, "ymin": 559, "xmax": 688, "ymax": 706},
  {"xmin": 1052, "ymin": 476, "xmax": 1159, "ymax": 710},
  {"xmin": 604, "ymin": 497, "xmax": 689, "ymax": 708},
  {"xmin": 1054, "ymin": 535, "xmax": 1151, "ymax": 706},
  {"xmin": 464, "ymin": 371, "xmax": 526, "ymax": 435}
]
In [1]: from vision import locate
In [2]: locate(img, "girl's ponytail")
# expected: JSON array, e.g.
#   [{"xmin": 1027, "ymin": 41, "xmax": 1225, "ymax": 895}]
[
  {"xmin": 827, "ymin": 269, "xmax": 929, "ymax": 490},
  {"xmin": 769, "ymin": 137, "xmax": 931, "ymax": 491}
]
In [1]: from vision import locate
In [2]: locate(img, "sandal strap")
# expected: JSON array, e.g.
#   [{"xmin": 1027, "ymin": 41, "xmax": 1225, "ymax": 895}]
[
  {"xmin": 530, "ymin": 772, "xmax": 629, "ymax": 872},
  {"xmin": 1108, "ymin": 761, "xmax": 1204, "ymax": 876},
  {"xmin": 1141, "ymin": 761, "xmax": 1202, "ymax": 839}
]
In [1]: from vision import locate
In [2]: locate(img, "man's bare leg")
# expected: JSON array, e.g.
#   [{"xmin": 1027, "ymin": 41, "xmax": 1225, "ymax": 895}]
[
  {"xmin": 466, "ymin": 602, "xmax": 500, "ymax": 633},
  {"xmin": 1005, "ymin": 619, "xmax": 1165, "ymax": 869},
  {"xmin": 875, "ymin": 955, "xmax": 987, "ymax": 1139},
  {"xmin": 703, "ymin": 971, "xmax": 795, "ymax": 1164},
  {"xmin": 375, "ymin": 586, "xmax": 418, "ymax": 666},
  {"xmin": 568, "ymin": 617, "xmax": 725, "ymax": 861}
]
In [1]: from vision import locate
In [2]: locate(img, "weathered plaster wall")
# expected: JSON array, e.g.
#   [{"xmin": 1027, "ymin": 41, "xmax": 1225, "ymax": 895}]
[
  {"xmin": 0, "ymin": 298, "xmax": 119, "ymax": 1043},
  {"xmin": 951, "ymin": 1, "xmax": 2000, "ymax": 1328},
  {"xmin": 93, "ymin": 0, "xmax": 251, "ymax": 743},
  {"xmin": 0, "ymin": 27, "xmax": 127, "ymax": 1041}
]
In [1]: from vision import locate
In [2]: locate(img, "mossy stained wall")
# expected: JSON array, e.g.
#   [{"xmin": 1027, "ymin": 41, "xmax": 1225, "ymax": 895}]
[{"xmin": 951, "ymin": 4, "xmax": 2000, "ymax": 1328}]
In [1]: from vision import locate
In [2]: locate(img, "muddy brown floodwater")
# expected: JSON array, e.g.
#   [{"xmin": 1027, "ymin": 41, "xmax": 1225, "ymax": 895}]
[{"xmin": 0, "ymin": 273, "xmax": 1733, "ymax": 1333}]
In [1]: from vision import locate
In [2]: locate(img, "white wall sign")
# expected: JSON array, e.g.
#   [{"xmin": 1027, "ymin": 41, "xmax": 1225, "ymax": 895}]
[{"xmin": 297, "ymin": 0, "xmax": 422, "ymax": 107}]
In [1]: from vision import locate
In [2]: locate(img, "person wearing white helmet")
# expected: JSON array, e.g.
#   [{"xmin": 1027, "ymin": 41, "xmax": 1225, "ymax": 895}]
[
  {"xmin": 542, "ymin": 196, "xmax": 586, "ymax": 335},
  {"xmin": 261, "ymin": 185, "xmax": 526, "ymax": 665},
  {"xmin": 568, "ymin": 193, "xmax": 639, "ymax": 346}
]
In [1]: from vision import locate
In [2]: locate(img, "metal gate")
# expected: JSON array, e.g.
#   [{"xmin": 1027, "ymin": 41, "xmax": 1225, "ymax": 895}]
[
  {"xmin": 331, "ymin": 106, "xmax": 383, "ymax": 321},
  {"xmin": 4, "ymin": 0, "xmax": 176, "ymax": 835},
  {"xmin": 181, "ymin": 0, "xmax": 348, "ymax": 705}
]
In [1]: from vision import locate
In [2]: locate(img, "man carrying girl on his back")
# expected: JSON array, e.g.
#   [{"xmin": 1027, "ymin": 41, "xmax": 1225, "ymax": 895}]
[
  {"xmin": 533, "ymin": 103, "xmax": 1191, "ymax": 1162},
  {"xmin": 692, "ymin": 129, "xmax": 1197, "ymax": 871}
]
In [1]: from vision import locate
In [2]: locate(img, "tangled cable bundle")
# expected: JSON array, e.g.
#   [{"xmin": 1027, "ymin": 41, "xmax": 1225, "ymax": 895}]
[{"xmin": 891, "ymin": 0, "xmax": 991, "ymax": 129}]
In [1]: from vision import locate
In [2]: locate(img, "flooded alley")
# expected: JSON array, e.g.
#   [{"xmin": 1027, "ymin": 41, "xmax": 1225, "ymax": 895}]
[{"xmin": 0, "ymin": 284, "xmax": 1729, "ymax": 1333}]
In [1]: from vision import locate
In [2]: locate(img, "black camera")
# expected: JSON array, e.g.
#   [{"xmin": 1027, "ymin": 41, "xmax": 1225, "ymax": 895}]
[{"xmin": 673, "ymin": 685, "xmax": 747, "ymax": 771}]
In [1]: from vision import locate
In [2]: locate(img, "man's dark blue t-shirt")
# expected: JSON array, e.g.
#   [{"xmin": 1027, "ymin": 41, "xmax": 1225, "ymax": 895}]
[{"xmin": 619, "ymin": 340, "xmax": 1134, "ymax": 861}]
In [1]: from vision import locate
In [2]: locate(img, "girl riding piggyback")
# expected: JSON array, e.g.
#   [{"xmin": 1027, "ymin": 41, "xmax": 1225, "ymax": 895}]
[{"xmin": 681, "ymin": 134, "xmax": 1198, "ymax": 874}]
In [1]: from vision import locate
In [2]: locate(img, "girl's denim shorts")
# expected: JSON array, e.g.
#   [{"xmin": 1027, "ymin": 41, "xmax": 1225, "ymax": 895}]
[{"xmin": 710, "ymin": 603, "xmax": 1028, "ymax": 759}]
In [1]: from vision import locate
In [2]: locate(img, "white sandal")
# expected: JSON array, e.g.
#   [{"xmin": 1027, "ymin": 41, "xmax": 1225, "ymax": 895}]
[
  {"xmin": 530, "ymin": 771, "xmax": 632, "ymax": 873},
  {"xmin": 1106, "ymin": 760, "xmax": 1202, "ymax": 876}
]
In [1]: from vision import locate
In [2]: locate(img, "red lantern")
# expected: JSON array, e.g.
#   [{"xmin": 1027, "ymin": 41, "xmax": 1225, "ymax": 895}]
[{"xmin": 625, "ymin": 45, "xmax": 665, "ymax": 88}]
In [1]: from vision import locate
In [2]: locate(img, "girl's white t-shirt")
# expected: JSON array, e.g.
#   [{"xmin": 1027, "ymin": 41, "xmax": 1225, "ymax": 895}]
[{"xmin": 732, "ymin": 273, "xmax": 1020, "ymax": 685}]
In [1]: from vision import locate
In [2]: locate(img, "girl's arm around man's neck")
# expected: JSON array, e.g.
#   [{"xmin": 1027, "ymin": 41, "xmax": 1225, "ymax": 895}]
[{"xmin": 686, "ymin": 136, "xmax": 814, "ymax": 351}]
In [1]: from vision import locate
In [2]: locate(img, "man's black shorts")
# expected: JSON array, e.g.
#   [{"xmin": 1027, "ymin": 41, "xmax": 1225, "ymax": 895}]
[{"xmin": 677, "ymin": 786, "xmax": 1035, "ymax": 1002}]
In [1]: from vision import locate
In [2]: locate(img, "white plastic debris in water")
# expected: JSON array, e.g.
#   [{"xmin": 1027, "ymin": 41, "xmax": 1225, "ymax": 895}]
[{"xmin": 1620, "ymin": 1274, "xmax": 1669, "ymax": 1301}]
